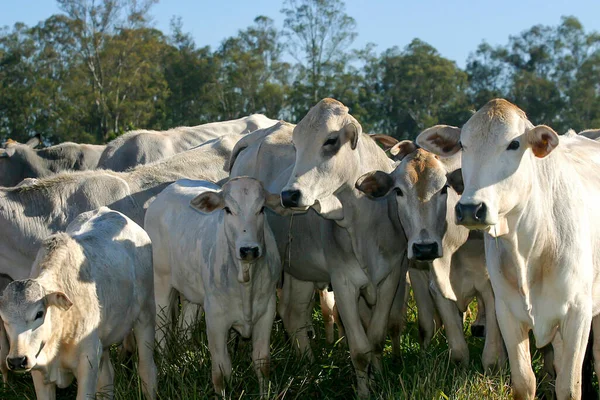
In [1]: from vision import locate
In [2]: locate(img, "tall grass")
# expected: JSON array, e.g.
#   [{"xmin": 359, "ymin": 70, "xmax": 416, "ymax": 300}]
[{"xmin": 0, "ymin": 293, "xmax": 554, "ymax": 399}]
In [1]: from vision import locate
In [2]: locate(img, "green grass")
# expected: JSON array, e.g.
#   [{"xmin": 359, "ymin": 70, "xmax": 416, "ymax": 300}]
[{"xmin": 0, "ymin": 293, "xmax": 556, "ymax": 399}]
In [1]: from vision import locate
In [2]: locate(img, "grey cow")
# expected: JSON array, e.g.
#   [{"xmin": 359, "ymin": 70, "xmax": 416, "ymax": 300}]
[
  {"xmin": 0, "ymin": 136, "xmax": 105, "ymax": 187},
  {"xmin": 98, "ymin": 114, "xmax": 277, "ymax": 171}
]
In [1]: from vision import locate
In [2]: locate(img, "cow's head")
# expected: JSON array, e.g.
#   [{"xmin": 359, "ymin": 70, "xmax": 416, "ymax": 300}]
[
  {"xmin": 0, "ymin": 279, "xmax": 72, "ymax": 372},
  {"xmin": 416, "ymin": 99, "xmax": 558, "ymax": 237},
  {"xmin": 190, "ymin": 177, "xmax": 285, "ymax": 283},
  {"xmin": 356, "ymin": 142, "xmax": 463, "ymax": 265},
  {"xmin": 0, "ymin": 135, "xmax": 42, "ymax": 187},
  {"xmin": 281, "ymin": 98, "xmax": 362, "ymax": 217}
]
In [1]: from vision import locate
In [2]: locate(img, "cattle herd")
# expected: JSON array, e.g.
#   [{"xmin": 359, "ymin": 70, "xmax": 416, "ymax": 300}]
[{"xmin": 0, "ymin": 98, "xmax": 598, "ymax": 399}]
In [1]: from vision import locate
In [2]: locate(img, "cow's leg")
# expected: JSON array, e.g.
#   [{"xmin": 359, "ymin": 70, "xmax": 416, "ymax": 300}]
[
  {"xmin": 32, "ymin": 369, "xmax": 56, "ymax": 400},
  {"xmin": 592, "ymin": 315, "xmax": 600, "ymax": 383},
  {"xmin": 181, "ymin": 297, "xmax": 202, "ymax": 337},
  {"xmin": 154, "ymin": 273, "xmax": 175, "ymax": 351},
  {"xmin": 479, "ymin": 286, "xmax": 506, "ymax": 371},
  {"xmin": 135, "ymin": 297, "xmax": 158, "ymax": 400},
  {"xmin": 388, "ymin": 276, "xmax": 410, "ymax": 358},
  {"xmin": 471, "ymin": 293, "xmax": 486, "ymax": 338},
  {"xmin": 555, "ymin": 308, "xmax": 591, "ymax": 400},
  {"xmin": 206, "ymin": 315, "xmax": 232, "ymax": 396},
  {"xmin": 409, "ymin": 269, "xmax": 439, "ymax": 348},
  {"xmin": 496, "ymin": 300, "xmax": 535, "ymax": 400},
  {"xmin": 432, "ymin": 289, "xmax": 469, "ymax": 366},
  {"xmin": 281, "ymin": 274, "xmax": 315, "ymax": 360},
  {"xmin": 75, "ymin": 338, "xmax": 102, "ymax": 400},
  {"xmin": 96, "ymin": 350, "xmax": 115, "ymax": 399},
  {"xmin": 252, "ymin": 295, "xmax": 277, "ymax": 396},
  {"xmin": 366, "ymin": 263, "xmax": 403, "ymax": 371},
  {"xmin": 319, "ymin": 289, "xmax": 336, "ymax": 344},
  {"xmin": 0, "ymin": 322, "xmax": 8, "ymax": 384},
  {"xmin": 330, "ymin": 275, "xmax": 372, "ymax": 398},
  {"xmin": 333, "ymin": 302, "xmax": 346, "ymax": 344}
]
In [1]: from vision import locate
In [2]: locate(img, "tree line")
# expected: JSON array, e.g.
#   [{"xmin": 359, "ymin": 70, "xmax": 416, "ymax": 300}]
[{"xmin": 1, "ymin": 0, "xmax": 599, "ymax": 145}]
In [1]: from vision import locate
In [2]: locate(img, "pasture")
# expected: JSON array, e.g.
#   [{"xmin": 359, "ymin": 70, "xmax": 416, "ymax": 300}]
[{"xmin": 2, "ymin": 296, "xmax": 537, "ymax": 400}]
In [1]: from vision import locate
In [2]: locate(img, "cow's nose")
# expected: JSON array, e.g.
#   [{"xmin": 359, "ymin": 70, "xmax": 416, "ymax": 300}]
[
  {"xmin": 281, "ymin": 190, "xmax": 301, "ymax": 208},
  {"xmin": 240, "ymin": 246, "xmax": 260, "ymax": 261},
  {"xmin": 455, "ymin": 202, "xmax": 488, "ymax": 225},
  {"xmin": 7, "ymin": 356, "xmax": 28, "ymax": 371},
  {"xmin": 412, "ymin": 242, "xmax": 440, "ymax": 261}
]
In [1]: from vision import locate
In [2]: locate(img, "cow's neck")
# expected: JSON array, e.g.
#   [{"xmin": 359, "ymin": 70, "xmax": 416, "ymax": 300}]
[{"xmin": 331, "ymin": 136, "xmax": 405, "ymax": 282}]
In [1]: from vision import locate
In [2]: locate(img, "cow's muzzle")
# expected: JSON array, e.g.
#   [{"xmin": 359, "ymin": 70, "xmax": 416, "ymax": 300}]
[
  {"xmin": 239, "ymin": 246, "xmax": 260, "ymax": 262},
  {"xmin": 412, "ymin": 242, "xmax": 440, "ymax": 262},
  {"xmin": 281, "ymin": 190, "xmax": 302, "ymax": 208},
  {"xmin": 7, "ymin": 356, "xmax": 29, "ymax": 372},
  {"xmin": 455, "ymin": 202, "xmax": 488, "ymax": 228}
]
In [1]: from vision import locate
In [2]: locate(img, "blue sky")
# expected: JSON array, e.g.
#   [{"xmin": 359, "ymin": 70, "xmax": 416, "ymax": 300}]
[{"xmin": 2, "ymin": 0, "xmax": 599, "ymax": 68}]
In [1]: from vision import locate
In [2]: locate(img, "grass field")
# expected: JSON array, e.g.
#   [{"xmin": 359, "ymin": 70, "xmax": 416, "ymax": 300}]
[{"xmin": 0, "ymin": 293, "xmax": 559, "ymax": 399}]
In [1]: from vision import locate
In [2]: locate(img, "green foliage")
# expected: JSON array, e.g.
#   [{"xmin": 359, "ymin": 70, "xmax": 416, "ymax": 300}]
[{"xmin": 1, "ymin": 1, "xmax": 599, "ymax": 145}]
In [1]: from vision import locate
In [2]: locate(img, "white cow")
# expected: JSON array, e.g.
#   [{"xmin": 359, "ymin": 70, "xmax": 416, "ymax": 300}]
[
  {"xmin": 145, "ymin": 177, "xmax": 283, "ymax": 396},
  {"xmin": 356, "ymin": 141, "xmax": 506, "ymax": 370},
  {"xmin": 416, "ymin": 98, "xmax": 600, "ymax": 400},
  {"xmin": 230, "ymin": 99, "xmax": 407, "ymax": 397},
  {"xmin": 0, "ymin": 207, "xmax": 156, "ymax": 399},
  {"xmin": 98, "ymin": 114, "xmax": 277, "ymax": 171}
]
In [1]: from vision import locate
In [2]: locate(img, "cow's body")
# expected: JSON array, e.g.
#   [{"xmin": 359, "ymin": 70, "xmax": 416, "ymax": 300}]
[
  {"xmin": 230, "ymin": 100, "xmax": 407, "ymax": 397},
  {"xmin": 145, "ymin": 178, "xmax": 281, "ymax": 395},
  {"xmin": 417, "ymin": 99, "xmax": 600, "ymax": 399},
  {"xmin": 0, "ymin": 134, "xmax": 240, "ymax": 281},
  {"xmin": 0, "ymin": 137, "xmax": 105, "ymax": 187},
  {"xmin": 98, "ymin": 114, "xmax": 277, "ymax": 171},
  {"xmin": 0, "ymin": 207, "xmax": 156, "ymax": 399}
]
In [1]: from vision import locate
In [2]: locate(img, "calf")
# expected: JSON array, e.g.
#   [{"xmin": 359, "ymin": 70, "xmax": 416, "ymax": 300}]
[
  {"xmin": 356, "ymin": 142, "xmax": 505, "ymax": 370},
  {"xmin": 0, "ymin": 207, "xmax": 156, "ymax": 399},
  {"xmin": 145, "ymin": 177, "xmax": 283, "ymax": 395},
  {"xmin": 417, "ymin": 98, "xmax": 600, "ymax": 399}
]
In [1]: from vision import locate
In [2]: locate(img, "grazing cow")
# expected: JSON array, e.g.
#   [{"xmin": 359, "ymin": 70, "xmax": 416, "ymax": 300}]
[
  {"xmin": 0, "ymin": 136, "xmax": 105, "ymax": 187},
  {"xmin": 145, "ymin": 178, "xmax": 283, "ymax": 395},
  {"xmin": 416, "ymin": 98, "xmax": 600, "ymax": 400},
  {"xmin": 0, "ymin": 207, "xmax": 156, "ymax": 399},
  {"xmin": 98, "ymin": 114, "xmax": 277, "ymax": 171},
  {"xmin": 229, "ymin": 99, "xmax": 407, "ymax": 397},
  {"xmin": 0, "ymin": 134, "xmax": 241, "ymax": 281},
  {"xmin": 356, "ymin": 142, "xmax": 506, "ymax": 370}
]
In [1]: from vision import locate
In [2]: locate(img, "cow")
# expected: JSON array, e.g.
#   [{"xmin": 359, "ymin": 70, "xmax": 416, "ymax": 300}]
[
  {"xmin": 145, "ymin": 177, "xmax": 283, "ymax": 396},
  {"xmin": 0, "ymin": 207, "xmax": 156, "ymax": 399},
  {"xmin": 0, "ymin": 133, "xmax": 241, "ymax": 281},
  {"xmin": 0, "ymin": 136, "xmax": 105, "ymax": 187},
  {"xmin": 355, "ymin": 141, "xmax": 506, "ymax": 370},
  {"xmin": 229, "ymin": 99, "xmax": 407, "ymax": 397},
  {"xmin": 98, "ymin": 114, "xmax": 278, "ymax": 171},
  {"xmin": 416, "ymin": 98, "xmax": 600, "ymax": 400}
]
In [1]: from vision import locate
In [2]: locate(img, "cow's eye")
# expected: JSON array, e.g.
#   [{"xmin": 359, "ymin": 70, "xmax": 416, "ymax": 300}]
[
  {"xmin": 507, "ymin": 140, "xmax": 520, "ymax": 150},
  {"xmin": 224, "ymin": 207, "xmax": 232, "ymax": 215},
  {"xmin": 396, "ymin": 188, "xmax": 403, "ymax": 197},
  {"xmin": 35, "ymin": 311, "xmax": 44, "ymax": 320},
  {"xmin": 441, "ymin": 185, "xmax": 448, "ymax": 195},
  {"xmin": 323, "ymin": 137, "xmax": 337, "ymax": 147}
]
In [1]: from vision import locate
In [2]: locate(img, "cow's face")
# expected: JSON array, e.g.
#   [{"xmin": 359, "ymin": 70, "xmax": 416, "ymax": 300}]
[
  {"xmin": 416, "ymin": 99, "xmax": 558, "ymax": 236},
  {"xmin": 281, "ymin": 98, "xmax": 361, "ymax": 212},
  {"xmin": 356, "ymin": 144, "xmax": 459, "ymax": 263},
  {"xmin": 0, "ymin": 137, "xmax": 41, "ymax": 187},
  {"xmin": 190, "ymin": 177, "xmax": 284, "ymax": 283},
  {"xmin": 0, "ymin": 280, "xmax": 72, "ymax": 372}
]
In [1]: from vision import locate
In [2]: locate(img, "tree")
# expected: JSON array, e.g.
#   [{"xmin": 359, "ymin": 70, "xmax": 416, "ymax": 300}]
[{"xmin": 281, "ymin": 0, "xmax": 357, "ymax": 119}]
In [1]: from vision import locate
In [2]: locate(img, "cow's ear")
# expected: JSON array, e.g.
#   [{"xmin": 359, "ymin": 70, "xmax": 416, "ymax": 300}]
[
  {"xmin": 25, "ymin": 134, "xmax": 41, "ymax": 148},
  {"xmin": 343, "ymin": 121, "xmax": 362, "ymax": 150},
  {"xmin": 369, "ymin": 134, "xmax": 399, "ymax": 151},
  {"xmin": 527, "ymin": 125, "xmax": 559, "ymax": 158},
  {"xmin": 355, "ymin": 170, "xmax": 395, "ymax": 199},
  {"xmin": 264, "ymin": 193, "xmax": 294, "ymax": 216},
  {"xmin": 416, "ymin": 125, "xmax": 461, "ymax": 157},
  {"xmin": 46, "ymin": 291, "xmax": 73, "ymax": 311},
  {"xmin": 190, "ymin": 191, "xmax": 224, "ymax": 213},
  {"xmin": 446, "ymin": 169, "xmax": 464, "ymax": 195},
  {"xmin": 389, "ymin": 140, "xmax": 417, "ymax": 161}
]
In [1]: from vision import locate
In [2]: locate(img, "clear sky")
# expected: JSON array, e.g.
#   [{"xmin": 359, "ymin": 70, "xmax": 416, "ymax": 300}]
[{"xmin": 2, "ymin": 0, "xmax": 600, "ymax": 68}]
